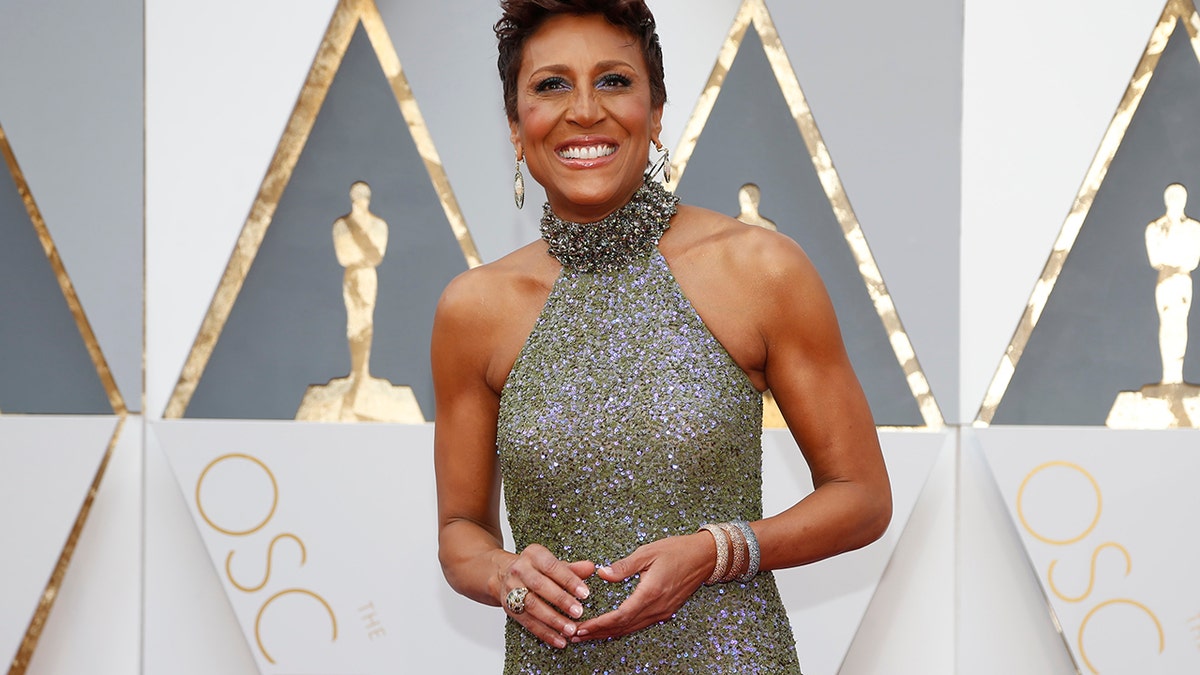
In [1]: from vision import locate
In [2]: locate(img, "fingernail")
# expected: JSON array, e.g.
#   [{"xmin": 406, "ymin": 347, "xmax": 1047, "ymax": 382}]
[
  {"xmin": 600, "ymin": 566, "xmax": 613, "ymax": 575},
  {"xmin": 570, "ymin": 604, "xmax": 583, "ymax": 618},
  {"xmin": 553, "ymin": 636, "xmax": 566, "ymax": 649},
  {"xmin": 562, "ymin": 623, "xmax": 576, "ymax": 636},
  {"xmin": 577, "ymin": 629, "xmax": 589, "ymax": 637},
  {"xmin": 576, "ymin": 585, "xmax": 590, "ymax": 599}
]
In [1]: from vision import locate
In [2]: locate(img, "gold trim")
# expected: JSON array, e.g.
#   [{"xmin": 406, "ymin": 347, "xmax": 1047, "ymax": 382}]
[
  {"xmin": 8, "ymin": 416, "xmax": 126, "ymax": 675},
  {"xmin": 0, "ymin": 122, "xmax": 126, "ymax": 416},
  {"xmin": 975, "ymin": 0, "xmax": 1200, "ymax": 425},
  {"xmin": 163, "ymin": 0, "xmax": 481, "ymax": 418},
  {"xmin": 670, "ymin": 0, "xmax": 943, "ymax": 428}
]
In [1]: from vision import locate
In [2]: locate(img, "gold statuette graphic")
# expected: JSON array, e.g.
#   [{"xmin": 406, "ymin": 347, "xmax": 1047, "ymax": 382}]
[
  {"xmin": 1107, "ymin": 183, "xmax": 1200, "ymax": 428},
  {"xmin": 736, "ymin": 183, "xmax": 777, "ymax": 232},
  {"xmin": 296, "ymin": 181, "xmax": 425, "ymax": 423}
]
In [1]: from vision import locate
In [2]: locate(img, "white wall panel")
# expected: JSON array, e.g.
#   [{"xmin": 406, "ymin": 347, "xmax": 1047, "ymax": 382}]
[
  {"xmin": 0, "ymin": 1, "xmax": 144, "ymax": 408},
  {"xmin": 144, "ymin": 0, "xmax": 340, "ymax": 417},
  {"xmin": 958, "ymin": 432, "xmax": 1077, "ymax": 674},
  {"xmin": 143, "ymin": 426, "xmax": 260, "ymax": 675},
  {"xmin": 841, "ymin": 441, "xmax": 957, "ymax": 675},
  {"xmin": 26, "ymin": 421, "xmax": 142, "ymax": 675}
]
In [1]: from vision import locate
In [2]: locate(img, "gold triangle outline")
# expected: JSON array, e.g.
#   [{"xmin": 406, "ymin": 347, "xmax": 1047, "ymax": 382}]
[
  {"xmin": 669, "ymin": 0, "xmax": 944, "ymax": 429},
  {"xmin": 163, "ymin": 0, "xmax": 483, "ymax": 418},
  {"xmin": 7, "ymin": 416, "xmax": 126, "ymax": 675},
  {"xmin": 0, "ymin": 121, "xmax": 126, "ymax": 416},
  {"xmin": 975, "ymin": 0, "xmax": 1200, "ymax": 426}
]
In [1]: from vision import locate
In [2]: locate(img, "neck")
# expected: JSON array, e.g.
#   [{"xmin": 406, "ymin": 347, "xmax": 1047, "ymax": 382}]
[{"xmin": 539, "ymin": 178, "xmax": 679, "ymax": 274}]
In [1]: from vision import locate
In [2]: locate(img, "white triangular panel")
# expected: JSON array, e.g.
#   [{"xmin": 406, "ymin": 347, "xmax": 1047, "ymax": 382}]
[
  {"xmin": 961, "ymin": 431, "xmax": 1078, "ymax": 675},
  {"xmin": 980, "ymin": 427, "xmax": 1200, "ymax": 674},
  {"xmin": 0, "ymin": 415, "xmax": 119, "ymax": 667},
  {"xmin": 764, "ymin": 429, "xmax": 944, "ymax": 675},
  {"xmin": 143, "ymin": 425, "xmax": 259, "ymax": 675},
  {"xmin": 840, "ymin": 442, "xmax": 956, "ymax": 675},
  {"xmin": 26, "ymin": 419, "xmax": 141, "ymax": 675}
]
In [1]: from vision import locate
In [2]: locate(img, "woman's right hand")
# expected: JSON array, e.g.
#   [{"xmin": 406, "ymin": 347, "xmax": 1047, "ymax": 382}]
[{"xmin": 500, "ymin": 544, "xmax": 595, "ymax": 648}]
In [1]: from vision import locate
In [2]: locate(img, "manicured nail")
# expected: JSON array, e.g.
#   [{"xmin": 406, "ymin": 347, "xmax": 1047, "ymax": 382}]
[
  {"xmin": 577, "ymin": 629, "xmax": 589, "ymax": 637},
  {"xmin": 600, "ymin": 566, "xmax": 613, "ymax": 575},
  {"xmin": 562, "ymin": 623, "xmax": 577, "ymax": 636},
  {"xmin": 570, "ymin": 604, "xmax": 583, "ymax": 618},
  {"xmin": 576, "ymin": 585, "xmax": 590, "ymax": 599},
  {"xmin": 553, "ymin": 636, "xmax": 566, "ymax": 648}
]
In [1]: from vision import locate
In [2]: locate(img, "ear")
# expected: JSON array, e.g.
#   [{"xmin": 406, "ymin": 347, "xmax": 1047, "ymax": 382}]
[
  {"xmin": 509, "ymin": 117, "xmax": 523, "ymax": 160},
  {"xmin": 650, "ymin": 104, "xmax": 664, "ymax": 145}
]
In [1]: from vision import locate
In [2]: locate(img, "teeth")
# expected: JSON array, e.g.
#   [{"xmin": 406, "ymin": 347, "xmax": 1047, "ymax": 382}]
[{"xmin": 559, "ymin": 145, "xmax": 615, "ymax": 160}]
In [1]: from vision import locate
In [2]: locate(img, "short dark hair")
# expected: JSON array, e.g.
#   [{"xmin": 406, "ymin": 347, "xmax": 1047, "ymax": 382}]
[{"xmin": 495, "ymin": 0, "xmax": 667, "ymax": 121}]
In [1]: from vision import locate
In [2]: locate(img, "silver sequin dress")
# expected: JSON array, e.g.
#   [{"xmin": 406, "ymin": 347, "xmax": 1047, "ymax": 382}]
[{"xmin": 497, "ymin": 234, "xmax": 802, "ymax": 673}]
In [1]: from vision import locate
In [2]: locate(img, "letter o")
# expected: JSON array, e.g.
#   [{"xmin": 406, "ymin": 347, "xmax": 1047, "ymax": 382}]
[
  {"xmin": 195, "ymin": 453, "xmax": 279, "ymax": 536},
  {"xmin": 1017, "ymin": 460, "xmax": 1102, "ymax": 545}
]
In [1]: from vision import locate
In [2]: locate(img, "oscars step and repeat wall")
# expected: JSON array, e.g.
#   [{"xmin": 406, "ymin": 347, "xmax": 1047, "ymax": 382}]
[{"xmin": 0, "ymin": 0, "xmax": 1197, "ymax": 673}]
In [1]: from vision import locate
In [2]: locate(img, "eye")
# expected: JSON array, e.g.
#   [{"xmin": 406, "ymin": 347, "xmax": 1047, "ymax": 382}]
[
  {"xmin": 534, "ymin": 76, "xmax": 570, "ymax": 93},
  {"xmin": 597, "ymin": 73, "xmax": 632, "ymax": 89}
]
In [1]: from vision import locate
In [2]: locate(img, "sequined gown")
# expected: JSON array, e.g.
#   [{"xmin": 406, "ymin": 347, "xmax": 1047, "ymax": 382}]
[{"xmin": 497, "ymin": 215, "xmax": 802, "ymax": 673}]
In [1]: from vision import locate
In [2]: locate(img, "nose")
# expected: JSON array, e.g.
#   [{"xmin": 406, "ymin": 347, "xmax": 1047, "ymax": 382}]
[{"xmin": 566, "ymin": 87, "xmax": 602, "ymax": 127}]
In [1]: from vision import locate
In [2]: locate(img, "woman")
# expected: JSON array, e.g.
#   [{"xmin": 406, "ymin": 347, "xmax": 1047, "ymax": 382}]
[{"xmin": 432, "ymin": 1, "xmax": 891, "ymax": 671}]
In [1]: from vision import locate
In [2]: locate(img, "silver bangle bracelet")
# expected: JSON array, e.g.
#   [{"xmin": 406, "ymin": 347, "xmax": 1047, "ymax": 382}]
[{"xmin": 731, "ymin": 520, "xmax": 760, "ymax": 582}]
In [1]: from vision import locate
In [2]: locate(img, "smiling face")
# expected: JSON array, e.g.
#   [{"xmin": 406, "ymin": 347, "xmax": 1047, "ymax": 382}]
[{"xmin": 509, "ymin": 13, "xmax": 663, "ymax": 223}]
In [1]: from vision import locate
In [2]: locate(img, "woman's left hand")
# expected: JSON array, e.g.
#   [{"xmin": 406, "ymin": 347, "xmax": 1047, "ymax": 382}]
[{"xmin": 570, "ymin": 532, "xmax": 715, "ymax": 641}]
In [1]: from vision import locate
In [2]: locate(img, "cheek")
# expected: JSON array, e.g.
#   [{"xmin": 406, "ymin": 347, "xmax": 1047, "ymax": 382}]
[
  {"xmin": 610, "ymin": 99, "xmax": 655, "ymax": 136},
  {"xmin": 516, "ymin": 102, "xmax": 556, "ymax": 143}
]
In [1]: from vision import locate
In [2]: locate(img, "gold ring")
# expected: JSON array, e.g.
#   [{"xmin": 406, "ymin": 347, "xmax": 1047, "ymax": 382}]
[{"xmin": 505, "ymin": 587, "xmax": 530, "ymax": 614}]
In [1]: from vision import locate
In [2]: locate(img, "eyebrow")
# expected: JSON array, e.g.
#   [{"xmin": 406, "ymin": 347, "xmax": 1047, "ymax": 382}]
[{"xmin": 528, "ymin": 59, "xmax": 637, "ymax": 78}]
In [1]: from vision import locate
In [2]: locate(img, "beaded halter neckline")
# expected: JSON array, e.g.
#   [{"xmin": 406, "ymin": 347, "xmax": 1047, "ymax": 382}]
[{"xmin": 539, "ymin": 178, "xmax": 680, "ymax": 274}]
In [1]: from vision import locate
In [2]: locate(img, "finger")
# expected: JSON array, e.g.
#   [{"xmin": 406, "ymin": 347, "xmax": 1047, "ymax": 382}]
[
  {"xmin": 567, "ymin": 559, "xmax": 597, "ymax": 583},
  {"xmin": 540, "ymin": 557, "xmax": 593, "ymax": 600},
  {"xmin": 512, "ymin": 545, "xmax": 590, "ymax": 595},
  {"xmin": 521, "ymin": 588, "xmax": 586, "ymax": 639},
  {"xmin": 524, "ymin": 571, "xmax": 586, "ymax": 621},
  {"xmin": 519, "ymin": 557, "xmax": 591, "ymax": 618},
  {"xmin": 509, "ymin": 594, "xmax": 571, "ymax": 649},
  {"xmin": 574, "ymin": 586, "xmax": 655, "ymax": 640},
  {"xmin": 597, "ymin": 549, "xmax": 647, "ymax": 582}
]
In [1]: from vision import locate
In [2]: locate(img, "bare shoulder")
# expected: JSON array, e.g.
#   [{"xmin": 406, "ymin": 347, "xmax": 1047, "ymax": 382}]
[
  {"xmin": 435, "ymin": 241, "xmax": 553, "ymax": 328},
  {"xmin": 433, "ymin": 241, "xmax": 558, "ymax": 391},
  {"xmin": 668, "ymin": 204, "xmax": 823, "ymax": 293}
]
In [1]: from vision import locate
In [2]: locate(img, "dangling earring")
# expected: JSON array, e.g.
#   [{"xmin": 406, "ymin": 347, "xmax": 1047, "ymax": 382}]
[
  {"xmin": 513, "ymin": 155, "xmax": 525, "ymax": 209},
  {"xmin": 647, "ymin": 140, "xmax": 671, "ymax": 183}
]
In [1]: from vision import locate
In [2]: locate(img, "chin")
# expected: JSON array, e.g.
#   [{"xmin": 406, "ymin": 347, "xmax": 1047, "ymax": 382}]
[{"xmin": 553, "ymin": 176, "xmax": 641, "ymax": 214}]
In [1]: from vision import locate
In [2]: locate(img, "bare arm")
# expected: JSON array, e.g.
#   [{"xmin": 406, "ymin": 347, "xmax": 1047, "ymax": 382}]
[{"xmin": 751, "ymin": 235, "xmax": 892, "ymax": 570}]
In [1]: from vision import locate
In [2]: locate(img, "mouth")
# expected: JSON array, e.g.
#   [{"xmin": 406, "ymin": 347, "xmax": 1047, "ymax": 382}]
[{"xmin": 557, "ymin": 144, "xmax": 617, "ymax": 160}]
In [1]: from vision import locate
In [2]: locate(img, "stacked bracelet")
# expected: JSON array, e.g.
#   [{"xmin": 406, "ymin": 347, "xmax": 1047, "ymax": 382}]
[
  {"xmin": 698, "ymin": 520, "xmax": 761, "ymax": 585},
  {"xmin": 698, "ymin": 524, "xmax": 731, "ymax": 585},
  {"xmin": 719, "ymin": 523, "xmax": 747, "ymax": 581},
  {"xmin": 730, "ymin": 520, "xmax": 761, "ymax": 582}
]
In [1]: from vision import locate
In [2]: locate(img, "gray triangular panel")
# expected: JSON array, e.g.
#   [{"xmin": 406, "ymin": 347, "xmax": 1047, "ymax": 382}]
[
  {"xmin": 186, "ymin": 24, "xmax": 469, "ymax": 419},
  {"xmin": 0, "ymin": 149, "xmax": 109, "ymax": 414},
  {"xmin": 674, "ymin": 29, "xmax": 922, "ymax": 425},
  {"xmin": 995, "ymin": 24, "xmax": 1200, "ymax": 425}
]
